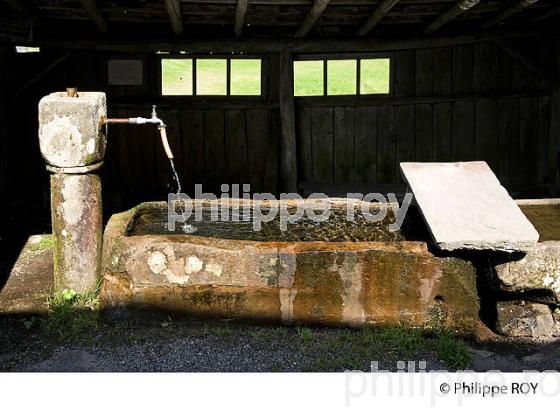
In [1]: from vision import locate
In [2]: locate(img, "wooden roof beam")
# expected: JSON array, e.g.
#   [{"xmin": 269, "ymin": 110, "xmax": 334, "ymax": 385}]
[
  {"xmin": 78, "ymin": 0, "xmax": 108, "ymax": 33},
  {"xmin": 294, "ymin": 0, "xmax": 330, "ymax": 38},
  {"xmin": 3, "ymin": 0, "xmax": 32, "ymax": 16},
  {"xmin": 234, "ymin": 0, "xmax": 249, "ymax": 37},
  {"xmin": 357, "ymin": 0, "xmax": 400, "ymax": 37},
  {"xmin": 524, "ymin": 4, "xmax": 560, "ymax": 25},
  {"xmin": 3, "ymin": 0, "xmax": 37, "ymax": 22},
  {"xmin": 424, "ymin": 0, "xmax": 480, "ymax": 34},
  {"xmin": 164, "ymin": 0, "xmax": 183, "ymax": 35},
  {"xmin": 483, "ymin": 0, "xmax": 539, "ymax": 28}
]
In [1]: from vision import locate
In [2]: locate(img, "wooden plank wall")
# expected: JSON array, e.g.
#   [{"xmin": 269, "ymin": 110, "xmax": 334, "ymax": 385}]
[
  {"xmin": 103, "ymin": 106, "xmax": 279, "ymax": 197},
  {"xmin": 296, "ymin": 42, "xmax": 553, "ymax": 196},
  {"xmin": 0, "ymin": 39, "xmax": 555, "ymax": 208},
  {"xmin": 100, "ymin": 52, "xmax": 281, "ymax": 199}
]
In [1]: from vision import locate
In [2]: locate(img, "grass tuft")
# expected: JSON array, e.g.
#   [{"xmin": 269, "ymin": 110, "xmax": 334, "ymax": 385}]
[
  {"xmin": 249, "ymin": 326, "xmax": 288, "ymax": 342},
  {"xmin": 28, "ymin": 235, "xmax": 54, "ymax": 252},
  {"xmin": 434, "ymin": 330, "xmax": 472, "ymax": 370},
  {"xmin": 296, "ymin": 326, "xmax": 315, "ymax": 344},
  {"xmin": 41, "ymin": 283, "xmax": 101, "ymax": 341}
]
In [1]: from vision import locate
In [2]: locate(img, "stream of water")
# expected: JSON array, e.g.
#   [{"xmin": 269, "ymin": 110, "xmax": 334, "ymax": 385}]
[{"xmin": 169, "ymin": 159, "xmax": 182, "ymax": 194}]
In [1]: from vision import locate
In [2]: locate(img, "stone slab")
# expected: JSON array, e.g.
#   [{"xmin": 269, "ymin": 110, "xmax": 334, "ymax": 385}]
[
  {"xmin": 0, "ymin": 235, "xmax": 53, "ymax": 314},
  {"xmin": 400, "ymin": 161, "xmax": 539, "ymax": 252}
]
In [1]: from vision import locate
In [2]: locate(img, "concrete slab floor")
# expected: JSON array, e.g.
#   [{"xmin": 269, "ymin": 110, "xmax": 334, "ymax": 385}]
[{"xmin": 0, "ymin": 235, "xmax": 53, "ymax": 314}]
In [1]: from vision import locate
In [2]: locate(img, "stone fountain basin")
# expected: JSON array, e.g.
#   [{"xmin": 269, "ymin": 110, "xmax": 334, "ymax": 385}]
[
  {"xmin": 101, "ymin": 199, "xmax": 480, "ymax": 334},
  {"xmin": 495, "ymin": 199, "xmax": 560, "ymax": 303}
]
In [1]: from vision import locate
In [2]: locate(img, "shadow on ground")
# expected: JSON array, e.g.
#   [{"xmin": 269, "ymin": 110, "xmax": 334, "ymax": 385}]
[{"xmin": 0, "ymin": 311, "xmax": 559, "ymax": 372}]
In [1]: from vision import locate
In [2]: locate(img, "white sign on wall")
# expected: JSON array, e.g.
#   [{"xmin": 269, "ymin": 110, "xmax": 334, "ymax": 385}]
[{"xmin": 108, "ymin": 59, "xmax": 143, "ymax": 85}]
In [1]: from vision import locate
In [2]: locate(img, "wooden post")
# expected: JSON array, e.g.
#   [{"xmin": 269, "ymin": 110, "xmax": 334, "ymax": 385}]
[
  {"xmin": 36, "ymin": 30, "xmax": 542, "ymax": 53},
  {"xmin": 0, "ymin": 47, "xmax": 8, "ymax": 197},
  {"xmin": 357, "ymin": 0, "xmax": 401, "ymax": 37},
  {"xmin": 424, "ymin": 0, "xmax": 480, "ymax": 34},
  {"xmin": 549, "ymin": 40, "xmax": 560, "ymax": 195},
  {"xmin": 234, "ymin": 0, "xmax": 249, "ymax": 37},
  {"xmin": 164, "ymin": 0, "xmax": 183, "ymax": 35},
  {"xmin": 279, "ymin": 47, "xmax": 298, "ymax": 193},
  {"xmin": 295, "ymin": 0, "xmax": 330, "ymax": 38}
]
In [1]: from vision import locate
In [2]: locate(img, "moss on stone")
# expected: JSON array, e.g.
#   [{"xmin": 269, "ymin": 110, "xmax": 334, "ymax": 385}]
[{"xmin": 28, "ymin": 235, "xmax": 55, "ymax": 252}]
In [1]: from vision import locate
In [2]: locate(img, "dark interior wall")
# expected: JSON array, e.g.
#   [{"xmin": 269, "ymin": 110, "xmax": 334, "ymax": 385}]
[
  {"xmin": 101, "ymin": 53, "xmax": 282, "ymax": 200},
  {"xmin": 0, "ymin": 38, "xmax": 556, "ymax": 212},
  {"xmin": 0, "ymin": 47, "xmax": 8, "ymax": 198},
  {"xmin": 104, "ymin": 105, "xmax": 280, "ymax": 198},
  {"xmin": 0, "ymin": 49, "xmax": 281, "ymax": 209},
  {"xmin": 296, "ymin": 41, "xmax": 554, "ymax": 196}
]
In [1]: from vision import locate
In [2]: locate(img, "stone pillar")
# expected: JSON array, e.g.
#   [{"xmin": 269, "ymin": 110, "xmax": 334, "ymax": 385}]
[{"xmin": 38, "ymin": 92, "xmax": 107, "ymax": 293}]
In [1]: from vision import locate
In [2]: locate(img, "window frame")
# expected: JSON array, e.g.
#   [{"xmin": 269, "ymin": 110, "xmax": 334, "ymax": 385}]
[
  {"xmin": 158, "ymin": 54, "xmax": 265, "ymax": 99},
  {"xmin": 293, "ymin": 52, "xmax": 394, "ymax": 98}
]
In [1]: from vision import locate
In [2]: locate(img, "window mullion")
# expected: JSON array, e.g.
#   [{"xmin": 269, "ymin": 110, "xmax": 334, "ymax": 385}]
[
  {"xmin": 323, "ymin": 59, "xmax": 327, "ymax": 96},
  {"xmin": 227, "ymin": 58, "xmax": 231, "ymax": 96},
  {"xmin": 193, "ymin": 58, "xmax": 197, "ymax": 96},
  {"xmin": 357, "ymin": 58, "xmax": 361, "ymax": 95}
]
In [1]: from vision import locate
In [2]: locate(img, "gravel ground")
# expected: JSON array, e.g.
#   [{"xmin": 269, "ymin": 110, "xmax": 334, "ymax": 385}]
[{"xmin": 1, "ymin": 316, "xmax": 559, "ymax": 372}]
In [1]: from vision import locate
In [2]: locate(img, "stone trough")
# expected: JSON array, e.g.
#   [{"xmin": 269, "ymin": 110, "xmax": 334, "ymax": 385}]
[
  {"xmin": 494, "ymin": 199, "xmax": 560, "ymax": 305},
  {"xmin": 101, "ymin": 199, "xmax": 480, "ymax": 335}
]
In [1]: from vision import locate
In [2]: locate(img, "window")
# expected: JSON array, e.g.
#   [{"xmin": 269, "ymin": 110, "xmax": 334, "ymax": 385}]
[
  {"xmin": 161, "ymin": 57, "xmax": 262, "ymax": 96},
  {"xmin": 196, "ymin": 59, "xmax": 227, "ymax": 95},
  {"xmin": 327, "ymin": 60, "xmax": 357, "ymax": 95},
  {"xmin": 360, "ymin": 58, "xmax": 390, "ymax": 94},
  {"xmin": 294, "ymin": 61, "xmax": 324, "ymax": 96},
  {"xmin": 161, "ymin": 59, "xmax": 193, "ymax": 95},
  {"xmin": 230, "ymin": 59, "xmax": 261, "ymax": 96},
  {"xmin": 15, "ymin": 46, "xmax": 40, "ymax": 53},
  {"xmin": 294, "ymin": 56, "xmax": 391, "ymax": 97}
]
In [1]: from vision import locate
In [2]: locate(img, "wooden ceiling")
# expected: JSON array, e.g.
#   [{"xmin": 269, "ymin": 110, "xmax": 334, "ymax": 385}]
[{"xmin": 1, "ymin": 0, "xmax": 559, "ymax": 44}]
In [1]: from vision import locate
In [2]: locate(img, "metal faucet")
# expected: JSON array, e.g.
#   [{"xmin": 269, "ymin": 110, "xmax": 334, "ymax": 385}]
[
  {"xmin": 104, "ymin": 105, "xmax": 174, "ymax": 159},
  {"xmin": 117, "ymin": 105, "xmax": 166, "ymax": 129}
]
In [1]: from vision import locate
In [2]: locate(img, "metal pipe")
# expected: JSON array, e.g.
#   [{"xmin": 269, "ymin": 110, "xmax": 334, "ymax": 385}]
[
  {"xmin": 103, "ymin": 118, "xmax": 131, "ymax": 124},
  {"xmin": 103, "ymin": 105, "xmax": 174, "ymax": 159}
]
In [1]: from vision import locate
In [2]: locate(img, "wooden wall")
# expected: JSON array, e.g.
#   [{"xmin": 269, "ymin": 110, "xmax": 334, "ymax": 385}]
[
  {"xmin": 0, "ymin": 49, "xmax": 281, "ymax": 209},
  {"xmin": 103, "ymin": 106, "xmax": 279, "ymax": 197},
  {"xmin": 296, "ymin": 42, "xmax": 554, "ymax": 196},
  {"xmin": 0, "ymin": 39, "xmax": 556, "ymax": 211},
  {"xmin": 100, "ymin": 52, "xmax": 282, "ymax": 199}
]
